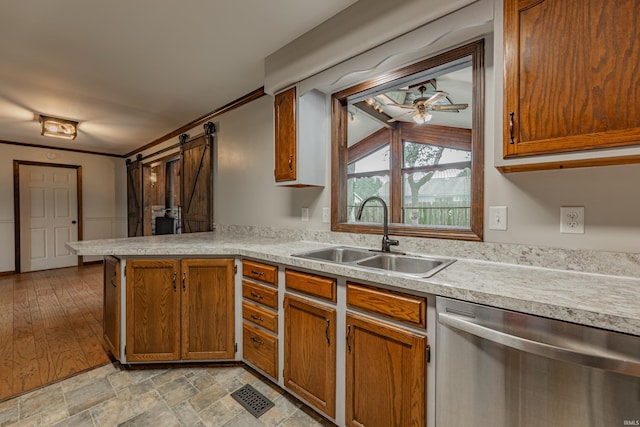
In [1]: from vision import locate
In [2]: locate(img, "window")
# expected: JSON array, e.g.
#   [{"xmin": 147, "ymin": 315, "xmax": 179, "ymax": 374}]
[{"xmin": 332, "ymin": 40, "xmax": 484, "ymax": 241}]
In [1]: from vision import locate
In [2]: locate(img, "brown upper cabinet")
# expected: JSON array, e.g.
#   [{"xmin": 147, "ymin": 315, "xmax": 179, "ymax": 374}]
[
  {"xmin": 274, "ymin": 86, "xmax": 327, "ymax": 187},
  {"xmin": 275, "ymin": 87, "xmax": 297, "ymax": 182},
  {"xmin": 503, "ymin": 0, "xmax": 640, "ymax": 158}
]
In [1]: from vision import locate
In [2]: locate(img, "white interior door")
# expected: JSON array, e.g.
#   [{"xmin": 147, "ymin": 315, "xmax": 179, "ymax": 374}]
[{"xmin": 20, "ymin": 165, "xmax": 78, "ymax": 272}]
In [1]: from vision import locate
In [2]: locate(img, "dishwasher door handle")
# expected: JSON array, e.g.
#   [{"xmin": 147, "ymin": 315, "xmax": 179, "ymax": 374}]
[{"xmin": 438, "ymin": 311, "xmax": 640, "ymax": 377}]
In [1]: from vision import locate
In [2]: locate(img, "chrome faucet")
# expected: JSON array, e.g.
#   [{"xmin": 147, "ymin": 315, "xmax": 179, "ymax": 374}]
[{"xmin": 355, "ymin": 196, "xmax": 399, "ymax": 252}]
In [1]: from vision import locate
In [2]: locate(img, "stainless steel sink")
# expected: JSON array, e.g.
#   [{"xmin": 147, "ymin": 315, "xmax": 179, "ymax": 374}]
[
  {"xmin": 356, "ymin": 254, "xmax": 455, "ymax": 277},
  {"xmin": 292, "ymin": 246, "xmax": 455, "ymax": 278},
  {"xmin": 293, "ymin": 246, "xmax": 374, "ymax": 263}
]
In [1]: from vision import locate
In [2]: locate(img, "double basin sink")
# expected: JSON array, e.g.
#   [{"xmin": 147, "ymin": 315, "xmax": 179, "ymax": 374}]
[{"xmin": 293, "ymin": 246, "xmax": 455, "ymax": 278}]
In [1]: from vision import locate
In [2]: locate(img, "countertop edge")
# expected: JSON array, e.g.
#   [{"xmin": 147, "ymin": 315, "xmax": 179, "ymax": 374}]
[{"xmin": 67, "ymin": 238, "xmax": 640, "ymax": 336}]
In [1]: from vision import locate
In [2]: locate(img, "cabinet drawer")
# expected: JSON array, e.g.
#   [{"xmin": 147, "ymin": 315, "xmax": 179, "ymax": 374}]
[
  {"xmin": 346, "ymin": 282, "xmax": 426, "ymax": 329},
  {"xmin": 243, "ymin": 323, "xmax": 278, "ymax": 379},
  {"xmin": 242, "ymin": 260, "xmax": 278, "ymax": 285},
  {"xmin": 242, "ymin": 281, "xmax": 278, "ymax": 309},
  {"xmin": 242, "ymin": 301, "xmax": 278, "ymax": 333},
  {"xmin": 285, "ymin": 270, "xmax": 336, "ymax": 302}
]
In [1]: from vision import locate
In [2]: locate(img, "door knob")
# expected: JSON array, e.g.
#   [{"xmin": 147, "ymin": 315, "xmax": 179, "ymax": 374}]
[{"xmin": 72, "ymin": 220, "xmax": 77, "ymax": 224}]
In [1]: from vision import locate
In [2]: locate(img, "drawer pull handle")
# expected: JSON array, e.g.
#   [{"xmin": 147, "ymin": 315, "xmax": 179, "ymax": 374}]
[
  {"xmin": 250, "ymin": 292, "xmax": 264, "ymax": 299},
  {"xmin": 250, "ymin": 336, "xmax": 264, "ymax": 345},
  {"xmin": 110, "ymin": 272, "xmax": 117, "ymax": 287},
  {"xmin": 346, "ymin": 325, "xmax": 351, "ymax": 353},
  {"xmin": 172, "ymin": 272, "xmax": 177, "ymax": 292},
  {"xmin": 509, "ymin": 111, "xmax": 515, "ymax": 144},
  {"xmin": 325, "ymin": 319, "xmax": 331, "ymax": 346},
  {"xmin": 251, "ymin": 315, "xmax": 264, "ymax": 322},
  {"xmin": 182, "ymin": 272, "xmax": 186, "ymax": 291},
  {"xmin": 250, "ymin": 270, "xmax": 264, "ymax": 276},
  {"xmin": 288, "ymin": 155, "xmax": 293, "ymax": 171}
]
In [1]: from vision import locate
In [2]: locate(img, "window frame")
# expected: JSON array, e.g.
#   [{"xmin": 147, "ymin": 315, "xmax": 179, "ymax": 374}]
[{"xmin": 331, "ymin": 40, "xmax": 484, "ymax": 241}]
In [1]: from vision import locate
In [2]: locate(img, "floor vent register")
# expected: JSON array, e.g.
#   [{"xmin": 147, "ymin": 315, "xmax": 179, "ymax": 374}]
[{"xmin": 231, "ymin": 384, "xmax": 275, "ymax": 418}]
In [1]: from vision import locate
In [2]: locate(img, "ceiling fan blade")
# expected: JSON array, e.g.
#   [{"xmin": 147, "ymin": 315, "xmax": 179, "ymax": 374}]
[
  {"xmin": 387, "ymin": 110, "xmax": 415, "ymax": 122},
  {"xmin": 386, "ymin": 103, "xmax": 415, "ymax": 109},
  {"xmin": 431, "ymin": 103, "xmax": 469, "ymax": 111},
  {"xmin": 422, "ymin": 91, "xmax": 448, "ymax": 106}
]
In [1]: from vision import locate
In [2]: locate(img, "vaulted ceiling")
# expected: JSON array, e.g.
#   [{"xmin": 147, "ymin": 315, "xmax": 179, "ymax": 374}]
[{"xmin": 0, "ymin": 0, "xmax": 356, "ymax": 156}]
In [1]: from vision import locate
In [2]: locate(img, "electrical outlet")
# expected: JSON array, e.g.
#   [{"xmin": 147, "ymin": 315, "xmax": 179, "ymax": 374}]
[
  {"xmin": 301, "ymin": 207, "xmax": 309, "ymax": 222},
  {"xmin": 560, "ymin": 206, "xmax": 584, "ymax": 234}
]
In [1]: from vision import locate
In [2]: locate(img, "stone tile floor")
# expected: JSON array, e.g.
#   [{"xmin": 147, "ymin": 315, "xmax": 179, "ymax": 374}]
[{"xmin": 0, "ymin": 364, "xmax": 334, "ymax": 427}]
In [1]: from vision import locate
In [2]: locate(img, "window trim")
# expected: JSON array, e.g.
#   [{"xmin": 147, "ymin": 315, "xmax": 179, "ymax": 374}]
[{"xmin": 331, "ymin": 40, "xmax": 484, "ymax": 241}]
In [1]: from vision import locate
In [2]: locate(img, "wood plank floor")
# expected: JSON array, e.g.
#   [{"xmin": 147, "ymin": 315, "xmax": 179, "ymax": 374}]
[{"xmin": 0, "ymin": 264, "xmax": 111, "ymax": 402}]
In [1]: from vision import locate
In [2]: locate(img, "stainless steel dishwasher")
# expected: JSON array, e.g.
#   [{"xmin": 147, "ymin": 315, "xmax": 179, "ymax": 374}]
[{"xmin": 435, "ymin": 297, "xmax": 640, "ymax": 426}]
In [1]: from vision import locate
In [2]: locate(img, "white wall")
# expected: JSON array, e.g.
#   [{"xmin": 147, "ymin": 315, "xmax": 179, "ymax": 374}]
[
  {"xmin": 212, "ymin": 43, "xmax": 640, "ymax": 253},
  {"xmin": 160, "ymin": 88, "xmax": 637, "ymax": 254},
  {"xmin": 126, "ymin": 0, "xmax": 639, "ymax": 255},
  {"xmin": 130, "ymin": 95, "xmax": 332, "ymax": 231},
  {"xmin": 0, "ymin": 144, "xmax": 127, "ymax": 271},
  {"xmin": 215, "ymin": 96, "xmax": 330, "ymax": 229}
]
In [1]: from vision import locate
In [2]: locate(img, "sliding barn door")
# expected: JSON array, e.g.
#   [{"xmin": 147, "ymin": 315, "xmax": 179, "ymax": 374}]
[
  {"xmin": 181, "ymin": 131, "xmax": 214, "ymax": 233},
  {"xmin": 127, "ymin": 159, "xmax": 145, "ymax": 237}
]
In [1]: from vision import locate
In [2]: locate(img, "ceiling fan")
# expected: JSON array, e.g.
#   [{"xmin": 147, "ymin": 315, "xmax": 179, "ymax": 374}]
[{"xmin": 386, "ymin": 85, "xmax": 468, "ymax": 124}]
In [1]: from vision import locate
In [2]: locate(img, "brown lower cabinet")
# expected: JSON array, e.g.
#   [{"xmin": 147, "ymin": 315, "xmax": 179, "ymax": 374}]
[
  {"xmin": 103, "ymin": 256, "xmax": 120, "ymax": 358},
  {"xmin": 241, "ymin": 260, "xmax": 280, "ymax": 380},
  {"xmin": 345, "ymin": 312, "xmax": 427, "ymax": 427},
  {"xmin": 243, "ymin": 322, "xmax": 278, "ymax": 379},
  {"xmin": 284, "ymin": 294, "xmax": 336, "ymax": 418},
  {"xmin": 125, "ymin": 258, "xmax": 235, "ymax": 362}
]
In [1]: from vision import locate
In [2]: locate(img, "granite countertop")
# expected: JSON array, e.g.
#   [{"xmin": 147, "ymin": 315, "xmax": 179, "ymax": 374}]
[{"xmin": 68, "ymin": 231, "xmax": 640, "ymax": 336}]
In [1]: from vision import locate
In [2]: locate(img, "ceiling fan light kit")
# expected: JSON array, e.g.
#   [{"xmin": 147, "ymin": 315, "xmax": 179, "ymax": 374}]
[
  {"xmin": 39, "ymin": 115, "xmax": 78, "ymax": 140},
  {"xmin": 384, "ymin": 84, "xmax": 469, "ymax": 124},
  {"xmin": 413, "ymin": 111, "xmax": 432, "ymax": 124}
]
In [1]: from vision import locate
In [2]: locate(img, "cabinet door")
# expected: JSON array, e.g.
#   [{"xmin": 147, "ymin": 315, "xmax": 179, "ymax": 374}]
[
  {"xmin": 274, "ymin": 86, "xmax": 297, "ymax": 182},
  {"xmin": 504, "ymin": 0, "xmax": 640, "ymax": 158},
  {"xmin": 284, "ymin": 294, "xmax": 336, "ymax": 418},
  {"xmin": 181, "ymin": 259, "xmax": 235, "ymax": 360},
  {"xmin": 126, "ymin": 259, "xmax": 181, "ymax": 362},
  {"xmin": 345, "ymin": 313, "xmax": 426, "ymax": 427},
  {"xmin": 103, "ymin": 256, "xmax": 120, "ymax": 359}
]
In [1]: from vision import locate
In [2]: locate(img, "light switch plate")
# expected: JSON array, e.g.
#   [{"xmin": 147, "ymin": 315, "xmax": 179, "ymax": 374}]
[
  {"xmin": 489, "ymin": 206, "xmax": 508, "ymax": 230},
  {"xmin": 322, "ymin": 207, "xmax": 330, "ymax": 223},
  {"xmin": 301, "ymin": 207, "xmax": 309, "ymax": 222}
]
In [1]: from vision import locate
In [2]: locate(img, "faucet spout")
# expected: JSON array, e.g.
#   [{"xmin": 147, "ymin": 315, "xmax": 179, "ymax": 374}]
[{"xmin": 355, "ymin": 196, "xmax": 399, "ymax": 252}]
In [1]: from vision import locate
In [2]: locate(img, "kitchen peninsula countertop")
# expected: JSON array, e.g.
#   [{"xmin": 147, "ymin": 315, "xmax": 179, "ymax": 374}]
[{"xmin": 68, "ymin": 231, "xmax": 640, "ymax": 336}]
